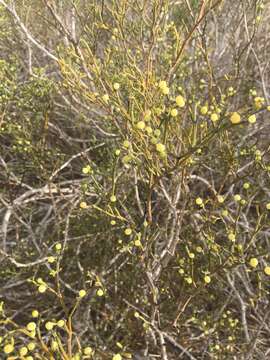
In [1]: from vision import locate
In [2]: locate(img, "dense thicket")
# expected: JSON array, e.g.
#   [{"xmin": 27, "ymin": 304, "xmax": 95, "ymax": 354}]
[{"xmin": 0, "ymin": 1, "xmax": 270, "ymax": 359}]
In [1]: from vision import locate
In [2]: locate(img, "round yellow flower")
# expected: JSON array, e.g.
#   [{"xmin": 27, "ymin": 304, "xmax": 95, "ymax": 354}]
[
  {"xmin": 57, "ymin": 319, "xmax": 65, "ymax": 327},
  {"xmin": 55, "ymin": 243, "xmax": 62, "ymax": 251},
  {"xmin": 84, "ymin": 347, "xmax": 93, "ymax": 355},
  {"xmin": 102, "ymin": 94, "xmax": 109, "ymax": 103},
  {"xmin": 195, "ymin": 197, "xmax": 203, "ymax": 206},
  {"xmin": 79, "ymin": 289, "xmax": 86, "ymax": 298},
  {"xmin": 32, "ymin": 310, "xmax": 39, "ymax": 318},
  {"xmin": 47, "ymin": 256, "xmax": 55, "ymax": 264},
  {"xmin": 204, "ymin": 275, "xmax": 211, "ymax": 284},
  {"xmin": 27, "ymin": 322, "xmax": 36, "ymax": 331},
  {"xmin": 134, "ymin": 239, "xmax": 142, "ymax": 247},
  {"xmin": 110, "ymin": 220, "xmax": 116, "ymax": 225},
  {"xmin": 161, "ymin": 86, "xmax": 169, "ymax": 95},
  {"xmin": 124, "ymin": 228, "xmax": 132, "ymax": 236},
  {"xmin": 264, "ymin": 266, "xmax": 270, "ymax": 276},
  {"xmin": 158, "ymin": 80, "xmax": 167, "ymax": 89},
  {"xmin": 4, "ymin": 344, "xmax": 14, "ymax": 354},
  {"xmin": 156, "ymin": 143, "xmax": 165, "ymax": 153},
  {"xmin": 110, "ymin": 195, "xmax": 117, "ymax": 203},
  {"xmin": 243, "ymin": 182, "xmax": 250, "ymax": 190},
  {"xmin": 19, "ymin": 347, "xmax": 28, "ymax": 356},
  {"xmin": 136, "ymin": 121, "xmax": 145, "ymax": 130},
  {"xmin": 228, "ymin": 233, "xmax": 236, "ymax": 242},
  {"xmin": 217, "ymin": 195, "xmax": 224, "ymax": 203},
  {"xmin": 210, "ymin": 113, "xmax": 219, "ymax": 122},
  {"xmin": 80, "ymin": 201, "xmax": 88, "ymax": 209},
  {"xmin": 115, "ymin": 149, "xmax": 120, "ymax": 156},
  {"xmin": 266, "ymin": 203, "xmax": 270, "ymax": 210},
  {"xmin": 186, "ymin": 277, "xmax": 193, "ymax": 284},
  {"xmin": 170, "ymin": 108, "xmax": 178, "ymax": 117},
  {"xmin": 26, "ymin": 356, "xmax": 34, "ymax": 360},
  {"xmin": 234, "ymin": 194, "xmax": 241, "ymax": 202},
  {"xmin": 113, "ymin": 83, "xmax": 120, "ymax": 90},
  {"xmin": 200, "ymin": 106, "xmax": 208, "ymax": 115},
  {"xmin": 175, "ymin": 95, "xmax": 185, "ymax": 107},
  {"xmin": 45, "ymin": 322, "xmax": 54, "ymax": 331},
  {"xmin": 27, "ymin": 343, "xmax": 36, "ymax": 351},
  {"xmin": 97, "ymin": 288, "xmax": 104, "ymax": 297},
  {"xmin": 230, "ymin": 112, "xmax": 241, "ymax": 124},
  {"xmin": 123, "ymin": 140, "xmax": 130, "ymax": 148},
  {"xmin": 249, "ymin": 258, "xmax": 258, "ymax": 268},
  {"xmin": 248, "ymin": 114, "xmax": 256, "ymax": 124}
]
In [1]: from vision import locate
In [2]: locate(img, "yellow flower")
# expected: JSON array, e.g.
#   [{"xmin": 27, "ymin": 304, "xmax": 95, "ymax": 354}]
[
  {"xmin": 27, "ymin": 343, "xmax": 36, "ymax": 351},
  {"xmin": 266, "ymin": 203, "xmax": 270, "ymax": 210},
  {"xmin": 123, "ymin": 140, "xmax": 130, "ymax": 148},
  {"xmin": 113, "ymin": 83, "xmax": 120, "ymax": 90},
  {"xmin": 249, "ymin": 258, "xmax": 258, "ymax": 268},
  {"xmin": 158, "ymin": 80, "xmax": 167, "ymax": 89},
  {"xmin": 32, "ymin": 310, "xmax": 39, "ymax": 318},
  {"xmin": 84, "ymin": 347, "xmax": 93, "ymax": 355},
  {"xmin": 124, "ymin": 228, "xmax": 132, "ymax": 235},
  {"xmin": 264, "ymin": 266, "xmax": 270, "ymax": 276},
  {"xmin": 55, "ymin": 243, "xmax": 62, "ymax": 251},
  {"xmin": 45, "ymin": 322, "xmax": 54, "ymax": 331},
  {"xmin": 210, "ymin": 113, "xmax": 219, "ymax": 122},
  {"xmin": 110, "ymin": 220, "xmax": 116, "ymax": 225},
  {"xmin": 47, "ymin": 256, "xmax": 55, "ymax": 263},
  {"xmin": 161, "ymin": 86, "xmax": 169, "ymax": 95},
  {"xmin": 254, "ymin": 97, "xmax": 264, "ymax": 109},
  {"xmin": 27, "ymin": 322, "xmax": 36, "ymax": 331},
  {"xmin": 175, "ymin": 95, "xmax": 185, "ymax": 107},
  {"xmin": 110, "ymin": 195, "xmax": 117, "ymax": 203},
  {"xmin": 170, "ymin": 108, "xmax": 178, "ymax": 117},
  {"xmin": 102, "ymin": 94, "xmax": 109, "ymax": 103},
  {"xmin": 115, "ymin": 149, "xmax": 120, "ymax": 156},
  {"xmin": 97, "ymin": 288, "xmax": 104, "ymax": 297},
  {"xmin": 80, "ymin": 201, "xmax": 88, "ymax": 209},
  {"xmin": 228, "ymin": 233, "xmax": 236, "ymax": 242},
  {"xmin": 19, "ymin": 347, "xmax": 28, "ymax": 356},
  {"xmin": 79, "ymin": 289, "xmax": 86, "ymax": 298},
  {"xmin": 57, "ymin": 319, "xmax": 65, "ymax": 327},
  {"xmin": 243, "ymin": 182, "xmax": 250, "ymax": 190},
  {"xmin": 185, "ymin": 277, "xmax": 193, "ymax": 284},
  {"xmin": 136, "ymin": 121, "xmax": 145, "ymax": 130},
  {"xmin": 82, "ymin": 165, "xmax": 92, "ymax": 174},
  {"xmin": 230, "ymin": 112, "xmax": 241, "ymax": 124},
  {"xmin": 4, "ymin": 344, "xmax": 14, "ymax": 354},
  {"xmin": 156, "ymin": 143, "xmax": 165, "ymax": 153},
  {"xmin": 217, "ymin": 195, "xmax": 224, "ymax": 203},
  {"xmin": 200, "ymin": 106, "xmax": 208, "ymax": 115},
  {"xmin": 134, "ymin": 239, "xmax": 142, "ymax": 247},
  {"xmin": 234, "ymin": 194, "xmax": 241, "ymax": 202},
  {"xmin": 248, "ymin": 114, "xmax": 256, "ymax": 124},
  {"xmin": 204, "ymin": 275, "xmax": 211, "ymax": 284},
  {"xmin": 267, "ymin": 105, "xmax": 270, "ymax": 111},
  {"xmin": 195, "ymin": 197, "xmax": 203, "ymax": 206}
]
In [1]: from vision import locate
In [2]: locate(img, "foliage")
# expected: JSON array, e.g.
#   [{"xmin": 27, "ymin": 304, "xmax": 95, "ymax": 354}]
[{"xmin": 0, "ymin": 1, "xmax": 270, "ymax": 359}]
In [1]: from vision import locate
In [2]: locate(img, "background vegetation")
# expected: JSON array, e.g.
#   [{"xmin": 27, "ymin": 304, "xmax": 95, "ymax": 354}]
[{"xmin": 0, "ymin": 0, "xmax": 270, "ymax": 359}]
